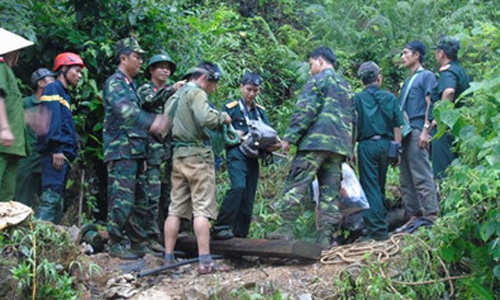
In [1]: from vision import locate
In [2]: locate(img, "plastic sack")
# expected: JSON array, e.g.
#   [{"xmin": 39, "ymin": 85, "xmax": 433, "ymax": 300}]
[{"xmin": 338, "ymin": 163, "xmax": 370, "ymax": 215}]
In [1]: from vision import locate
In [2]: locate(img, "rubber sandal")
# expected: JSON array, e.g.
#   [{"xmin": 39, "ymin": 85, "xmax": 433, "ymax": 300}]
[
  {"xmin": 198, "ymin": 261, "xmax": 231, "ymax": 275},
  {"xmin": 406, "ymin": 217, "xmax": 434, "ymax": 234}
]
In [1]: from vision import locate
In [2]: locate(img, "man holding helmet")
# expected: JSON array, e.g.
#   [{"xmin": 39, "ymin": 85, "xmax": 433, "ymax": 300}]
[
  {"xmin": 137, "ymin": 52, "xmax": 185, "ymax": 254},
  {"xmin": 37, "ymin": 52, "xmax": 84, "ymax": 223},
  {"xmin": 15, "ymin": 68, "xmax": 55, "ymax": 207},
  {"xmin": 213, "ymin": 72, "xmax": 280, "ymax": 240}
]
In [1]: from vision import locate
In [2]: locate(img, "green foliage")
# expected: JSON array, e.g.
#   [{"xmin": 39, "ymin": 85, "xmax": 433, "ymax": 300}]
[
  {"xmin": 2, "ymin": 0, "xmax": 500, "ymax": 297},
  {"xmin": 1, "ymin": 220, "xmax": 80, "ymax": 299}
]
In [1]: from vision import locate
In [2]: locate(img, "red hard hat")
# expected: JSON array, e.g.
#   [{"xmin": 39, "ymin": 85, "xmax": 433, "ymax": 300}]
[{"xmin": 53, "ymin": 52, "xmax": 85, "ymax": 72}]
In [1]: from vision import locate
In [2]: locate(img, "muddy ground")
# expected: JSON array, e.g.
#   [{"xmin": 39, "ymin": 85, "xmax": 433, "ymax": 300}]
[{"xmin": 77, "ymin": 251, "xmax": 349, "ymax": 300}]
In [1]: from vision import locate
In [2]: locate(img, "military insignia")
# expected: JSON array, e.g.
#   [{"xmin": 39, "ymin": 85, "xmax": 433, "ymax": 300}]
[
  {"xmin": 439, "ymin": 64, "xmax": 451, "ymax": 72},
  {"xmin": 226, "ymin": 100, "xmax": 239, "ymax": 109}
]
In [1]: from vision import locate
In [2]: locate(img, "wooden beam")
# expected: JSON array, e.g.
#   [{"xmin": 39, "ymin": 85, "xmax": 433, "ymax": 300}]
[{"xmin": 175, "ymin": 237, "xmax": 322, "ymax": 260}]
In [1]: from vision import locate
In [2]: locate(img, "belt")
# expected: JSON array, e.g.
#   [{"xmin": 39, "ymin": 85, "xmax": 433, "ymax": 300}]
[
  {"xmin": 173, "ymin": 141, "xmax": 205, "ymax": 148},
  {"xmin": 368, "ymin": 135, "xmax": 390, "ymax": 141}
]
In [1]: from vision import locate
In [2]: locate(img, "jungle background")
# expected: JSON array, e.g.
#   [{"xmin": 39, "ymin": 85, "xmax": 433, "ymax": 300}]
[{"xmin": 2, "ymin": 0, "xmax": 500, "ymax": 298}]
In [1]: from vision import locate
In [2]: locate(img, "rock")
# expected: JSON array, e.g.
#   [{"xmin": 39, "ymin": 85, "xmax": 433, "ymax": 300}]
[
  {"xmin": 0, "ymin": 262, "xmax": 20, "ymax": 300},
  {"xmin": 132, "ymin": 289, "xmax": 172, "ymax": 300},
  {"xmin": 299, "ymin": 294, "xmax": 312, "ymax": 300},
  {"xmin": 387, "ymin": 208, "xmax": 407, "ymax": 231},
  {"xmin": 103, "ymin": 274, "xmax": 141, "ymax": 299},
  {"xmin": 67, "ymin": 225, "xmax": 80, "ymax": 244},
  {"xmin": 182, "ymin": 284, "xmax": 210, "ymax": 300},
  {"xmin": 114, "ymin": 258, "xmax": 147, "ymax": 273}
]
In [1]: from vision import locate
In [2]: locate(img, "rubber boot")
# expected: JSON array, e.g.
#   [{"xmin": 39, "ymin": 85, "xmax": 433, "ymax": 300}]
[{"xmin": 38, "ymin": 189, "xmax": 62, "ymax": 224}]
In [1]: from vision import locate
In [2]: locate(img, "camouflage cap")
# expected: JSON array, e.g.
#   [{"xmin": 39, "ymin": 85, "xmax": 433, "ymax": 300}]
[
  {"xmin": 435, "ymin": 35, "xmax": 460, "ymax": 56},
  {"xmin": 115, "ymin": 37, "xmax": 146, "ymax": 55},
  {"xmin": 358, "ymin": 61, "xmax": 380, "ymax": 83}
]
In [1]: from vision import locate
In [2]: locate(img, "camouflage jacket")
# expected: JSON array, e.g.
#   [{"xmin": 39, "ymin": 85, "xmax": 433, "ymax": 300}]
[
  {"xmin": 136, "ymin": 81, "xmax": 175, "ymax": 114},
  {"xmin": 171, "ymin": 82, "xmax": 228, "ymax": 160},
  {"xmin": 283, "ymin": 68, "xmax": 355, "ymax": 157},
  {"xmin": 102, "ymin": 70, "xmax": 156, "ymax": 163}
]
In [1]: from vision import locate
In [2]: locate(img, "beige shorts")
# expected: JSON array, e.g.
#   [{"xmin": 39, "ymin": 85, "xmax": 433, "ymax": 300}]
[{"xmin": 168, "ymin": 155, "xmax": 217, "ymax": 220}]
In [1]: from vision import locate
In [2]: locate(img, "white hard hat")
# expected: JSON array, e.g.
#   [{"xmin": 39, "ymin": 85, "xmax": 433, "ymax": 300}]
[{"xmin": 0, "ymin": 28, "xmax": 34, "ymax": 55}]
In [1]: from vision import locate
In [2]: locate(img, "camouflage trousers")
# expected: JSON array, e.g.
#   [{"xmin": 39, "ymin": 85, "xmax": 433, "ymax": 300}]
[
  {"xmin": 158, "ymin": 159, "xmax": 172, "ymax": 232},
  {"xmin": 144, "ymin": 163, "xmax": 161, "ymax": 239},
  {"xmin": 280, "ymin": 151, "xmax": 343, "ymax": 231},
  {"xmin": 106, "ymin": 159, "xmax": 155, "ymax": 244}
]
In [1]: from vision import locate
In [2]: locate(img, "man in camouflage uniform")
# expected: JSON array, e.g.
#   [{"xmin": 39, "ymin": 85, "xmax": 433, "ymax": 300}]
[
  {"xmin": 163, "ymin": 62, "xmax": 231, "ymax": 274},
  {"xmin": 15, "ymin": 68, "xmax": 55, "ymax": 207},
  {"xmin": 103, "ymin": 37, "xmax": 169, "ymax": 259},
  {"xmin": 354, "ymin": 62, "xmax": 403, "ymax": 241},
  {"xmin": 268, "ymin": 46, "xmax": 355, "ymax": 248},
  {"xmin": 431, "ymin": 36, "xmax": 470, "ymax": 179},
  {"xmin": 137, "ymin": 52, "xmax": 185, "ymax": 251}
]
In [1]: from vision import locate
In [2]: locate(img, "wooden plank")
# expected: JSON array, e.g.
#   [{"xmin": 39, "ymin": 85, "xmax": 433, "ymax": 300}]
[{"xmin": 175, "ymin": 237, "xmax": 321, "ymax": 260}]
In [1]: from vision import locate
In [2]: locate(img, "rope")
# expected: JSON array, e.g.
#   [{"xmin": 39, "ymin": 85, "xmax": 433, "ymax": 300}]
[
  {"xmin": 320, "ymin": 233, "xmax": 407, "ymax": 265},
  {"xmin": 320, "ymin": 233, "xmax": 470, "ymax": 297}
]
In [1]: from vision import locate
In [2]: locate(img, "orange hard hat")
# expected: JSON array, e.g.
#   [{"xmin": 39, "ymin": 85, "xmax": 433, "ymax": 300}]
[{"xmin": 53, "ymin": 52, "xmax": 85, "ymax": 72}]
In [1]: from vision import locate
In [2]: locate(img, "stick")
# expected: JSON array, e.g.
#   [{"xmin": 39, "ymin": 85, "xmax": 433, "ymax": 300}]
[
  {"xmin": 78, "ymin": 169, "xmax": 85, "ymax": 228},
  {"xmin": 137, "ymin": 254, "xmax": 224, "ymax": 278},
  {"xmin": 391, "ymin": 275, "xmax": 470, "ymax": 286}
]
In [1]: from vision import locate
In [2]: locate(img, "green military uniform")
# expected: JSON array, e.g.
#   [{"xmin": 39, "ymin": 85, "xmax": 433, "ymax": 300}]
[
  {"xmin": 136, "ymin": 81, "xmax": 175, "ymax": 241},
  {"xmin": 0, "ymin": 58, "xmax": 27, "ymax": 201},
  {"xmin": 432, "ymin": 61, "xmax": 470, "ymax": 179},
  {"xmin": 355, "ymin": 84, "xmax": 404, "ymax": 240},
  {"xmin": 14, "ymin": 95, "xmax": 42, "ymax": 206},
  {"xmin": 167, "ymin": 82, "xmax": 228, "ymax": 220},
  {"xmin": 274, "ymin": 67, "xmax": 355, "ymax": 245},
  {"xmin": 214, "ymin": 98, "xmax": 270, "ymax": 238},
  {"xmin": 103, "ymin": 56, "xmax": 159, "ymax": 256}
]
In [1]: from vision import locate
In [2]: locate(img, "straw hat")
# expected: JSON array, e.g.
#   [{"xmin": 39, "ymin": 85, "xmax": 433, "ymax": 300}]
[{"xmin": 0, "ymin": 28, "xmax": 34, "ymax": 55}]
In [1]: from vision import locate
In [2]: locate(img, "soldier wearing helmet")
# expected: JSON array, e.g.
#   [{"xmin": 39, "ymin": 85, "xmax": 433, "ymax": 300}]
[
  {"xmin": 37, "ymin": 52, "xmax": 84, "ymax": 223},
  {"xmin": 431, "ymin": 36, "xmax": 470, "ymax": 179},
  {"xmin": 103, "ymin": 37, "xmax": 170, "ymax": 259},
  {"xmin": 0, "ymin": 28, "xmax": 34, "ymax": 201},
  {"xmin": 136, "ymin": 52, "xmax": 186, "ymax": 254},
  {"xmin": 14, "ymin": 68, "xmax": 55, "ymax": 207}
]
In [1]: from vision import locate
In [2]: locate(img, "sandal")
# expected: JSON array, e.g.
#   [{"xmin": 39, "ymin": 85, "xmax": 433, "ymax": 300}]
[
  {"xmin": 394, "ymin": 215, "xmax": 418, "ymax": 234},
  {"xmin": 198, "ymin": 261, "xmax": 231, "ymax": 275},
  {"xmin": 406, "ymin": 217, "xmax": 434, "ymax": 234}
]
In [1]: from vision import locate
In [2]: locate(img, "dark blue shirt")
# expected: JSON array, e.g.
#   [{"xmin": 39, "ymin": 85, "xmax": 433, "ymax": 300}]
[
  {"xmin": 38, "ymin": 79, "xmax": 78, "ymax": 160},
  {"xmin": 400, "ymin": 69, "xmax": 437, "ymax": 130}
]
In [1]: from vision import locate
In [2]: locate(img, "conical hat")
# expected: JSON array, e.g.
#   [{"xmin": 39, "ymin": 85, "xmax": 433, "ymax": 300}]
[{"xmin": 0, "ymin": 28, "xmax": 34, "ymax": 55}]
